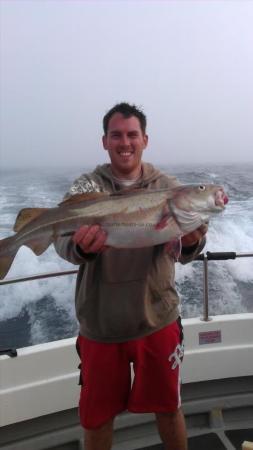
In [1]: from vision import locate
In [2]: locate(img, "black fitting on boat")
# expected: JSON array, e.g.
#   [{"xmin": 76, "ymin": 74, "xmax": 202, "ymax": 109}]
[
  {"xmin": 0, "ymin": 348, "xmax": 18, "ymax": 357},
  {"xmin": 207, "ymin": 251, "xmax": 237, "ymax": 260},
  {"xmin": 196, "ymin": 251, "xmax": 237, "ymax": 261}
]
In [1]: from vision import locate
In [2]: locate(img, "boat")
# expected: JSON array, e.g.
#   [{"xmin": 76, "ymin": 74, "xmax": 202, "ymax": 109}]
[{"xmin": 0, "ymin": 251, "xmax": 253, "ymax": 450}]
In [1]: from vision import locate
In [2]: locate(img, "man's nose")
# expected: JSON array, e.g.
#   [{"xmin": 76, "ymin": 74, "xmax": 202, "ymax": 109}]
[{"xmin": 120, "ymin": 135, "xmax": 130, "ymax": 146}]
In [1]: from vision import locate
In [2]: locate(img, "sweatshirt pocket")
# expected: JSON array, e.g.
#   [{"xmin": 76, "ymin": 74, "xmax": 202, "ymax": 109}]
[{"xmin": 100, "ymin": 248, "xmax": 153, "ymax": 283}]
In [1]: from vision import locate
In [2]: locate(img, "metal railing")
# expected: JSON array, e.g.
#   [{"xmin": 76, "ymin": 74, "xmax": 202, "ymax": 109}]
[
  {"xmin": 0, "ymin": 269, "xmax": 78, "ymax": 286},
  {"xmin": 1, "ymin": 251, "xmax": 253, "ymax": 329},
  {"xmin": 195, "ymin": 251, "xmax": 253, "ymax": 321}
]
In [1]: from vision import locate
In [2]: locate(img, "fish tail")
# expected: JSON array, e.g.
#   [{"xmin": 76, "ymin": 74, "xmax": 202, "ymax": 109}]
[{"xmin": 0, "ymin": 236, "xmax": 18, "ymax": 280}]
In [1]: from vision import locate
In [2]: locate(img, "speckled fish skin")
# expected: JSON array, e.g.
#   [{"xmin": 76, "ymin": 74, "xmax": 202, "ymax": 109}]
[{"xmin": 0, "ymin": 184, "xmax": 228, "ymax": 279}]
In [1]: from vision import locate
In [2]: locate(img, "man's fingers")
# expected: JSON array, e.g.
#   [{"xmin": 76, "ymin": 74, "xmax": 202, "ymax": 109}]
[
  {"xmin": 72, "ymin": 225, "xmax": 107, "ymax": 253},
  {"xmin": 181, "ymin": 223, "xmax": 208, "ymax": 247},
  {"xmin": 193, "ymin": 224, "xmax": 208, "ymax": 241},
  {"xmin": 198, "ymin": 223, "xmax": 208, "ymax": 235},
  {"xmin": 72, "ymin": 225, "xmax": 97, "ymax": 246},
  {"xmin": 87, "ymin": 229, "xmax": 107, "ymax": 253}
]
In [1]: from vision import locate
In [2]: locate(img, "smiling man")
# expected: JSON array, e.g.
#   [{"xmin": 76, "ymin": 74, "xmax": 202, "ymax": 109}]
[
  {"xmin": 102, "ymin": 108, "xmax": 148, "ymax": 179},
  {"xmin": 55, "ymin": 103, "xmax": 207, "ymax": 450}
]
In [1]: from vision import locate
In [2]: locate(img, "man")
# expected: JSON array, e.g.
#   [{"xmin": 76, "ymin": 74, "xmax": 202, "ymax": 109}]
[{"xmin": 55, "ymin": 103, "xmax": 207, "ymax": 450}]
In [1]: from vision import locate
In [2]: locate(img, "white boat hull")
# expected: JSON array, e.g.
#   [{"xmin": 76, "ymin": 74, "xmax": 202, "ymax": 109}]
[{"xmin": 1, "ymin": 313, "xmax": 253, "ymax": 449}]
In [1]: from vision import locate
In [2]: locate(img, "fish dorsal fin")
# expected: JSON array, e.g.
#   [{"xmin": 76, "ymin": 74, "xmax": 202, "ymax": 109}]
[
  {"xmin": 14, "ymin": 208, "xmax": 49, "ymax": 232},
  {"xmin": 59, "ymin": 192, "xmax": 109, "ymax": 206}
]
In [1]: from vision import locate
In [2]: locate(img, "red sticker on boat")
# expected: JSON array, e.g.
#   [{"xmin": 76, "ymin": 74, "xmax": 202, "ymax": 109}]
[{"xmin": 199, "ymin": 330, "xmax": 222, "ymax": 345}]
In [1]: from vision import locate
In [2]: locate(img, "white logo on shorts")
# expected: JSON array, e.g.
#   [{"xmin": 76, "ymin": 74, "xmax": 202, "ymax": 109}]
[{"xmin": 168, "ymin": 344, "xmax": 184, "ymax": 370}]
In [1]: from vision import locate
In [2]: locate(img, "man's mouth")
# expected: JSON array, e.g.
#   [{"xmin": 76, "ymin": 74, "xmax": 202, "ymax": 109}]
[{"xmin": 118, "ymin": 151, "xmax": 133, "ymax": 157}]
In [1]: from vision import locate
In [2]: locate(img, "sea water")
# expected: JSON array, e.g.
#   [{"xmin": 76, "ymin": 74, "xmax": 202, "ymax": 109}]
[{"xmin": 0, "ymin": 164, "xmax": 253, "ymax": 350}]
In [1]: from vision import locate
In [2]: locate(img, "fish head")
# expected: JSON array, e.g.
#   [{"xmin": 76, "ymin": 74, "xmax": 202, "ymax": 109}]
[{"xmin": 170, "ymin": 184, "xmax": 229, "ymax": 215}]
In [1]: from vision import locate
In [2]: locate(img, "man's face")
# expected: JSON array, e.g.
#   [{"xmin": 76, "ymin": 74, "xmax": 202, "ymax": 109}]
[{"xmin": 102, "ymin": 113, "xmax": 148, "ymax": 178}]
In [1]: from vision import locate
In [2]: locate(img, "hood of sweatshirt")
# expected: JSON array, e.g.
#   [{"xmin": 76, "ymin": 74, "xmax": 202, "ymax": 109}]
[{"xmin": 93, "ymin": 162, "xmax": 164, "ymax": 191}]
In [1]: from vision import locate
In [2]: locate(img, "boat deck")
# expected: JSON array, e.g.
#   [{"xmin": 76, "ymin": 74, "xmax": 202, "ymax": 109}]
[{"xmin": 140, "ymin": 429, "xmax": 253, "ymax": 450}]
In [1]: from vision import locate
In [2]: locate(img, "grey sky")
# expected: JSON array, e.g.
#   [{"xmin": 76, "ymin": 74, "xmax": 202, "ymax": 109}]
[{"xmin": 1, "ymin": 0, "xmax": 253, "ymax": 168}]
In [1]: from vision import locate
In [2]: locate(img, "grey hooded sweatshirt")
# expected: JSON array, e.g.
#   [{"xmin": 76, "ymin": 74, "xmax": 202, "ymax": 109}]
[{"xmin": 54, "ymin": 162, "xmax": 205, "ymax": 343}]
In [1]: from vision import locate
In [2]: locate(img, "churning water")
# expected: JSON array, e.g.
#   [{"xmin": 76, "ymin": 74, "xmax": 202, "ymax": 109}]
[{"xmin": 0, "ymin": 164, "xmax": 252, "ymax": 349}]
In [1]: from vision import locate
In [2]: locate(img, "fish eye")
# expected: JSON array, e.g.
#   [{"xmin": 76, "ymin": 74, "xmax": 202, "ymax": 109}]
[{"xmin": 198, "ymin": 185, "xmax": 206, "ymax": 191}]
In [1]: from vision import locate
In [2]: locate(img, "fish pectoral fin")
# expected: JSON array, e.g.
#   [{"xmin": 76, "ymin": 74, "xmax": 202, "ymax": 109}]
[
  {"xmin": 14, "ymin": 208, "xmax": 49, "ymax": 232},
  {"xmin": 155, "ymin": 215, "xmax": 170, "ymax": 230},
  {"xmin": 59, "ymin": 192, "xmax": 109, "ymax": 206},
  {"xmin": 155, "ymin": 205, "xmax": 171, "ymax": 230},
  {"xmin": 25, "ymin": 236, "xmax": 53, "ymax": 256}
]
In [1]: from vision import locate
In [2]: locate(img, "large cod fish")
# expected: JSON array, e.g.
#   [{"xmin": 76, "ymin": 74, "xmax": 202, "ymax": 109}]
[{"xmin": 0, "ymin": 184, "xmax": 228, "ymax": 280}]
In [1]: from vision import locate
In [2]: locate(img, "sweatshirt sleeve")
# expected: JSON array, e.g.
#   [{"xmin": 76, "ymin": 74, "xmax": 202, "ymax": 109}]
[
  {"xmin": 54, "ymin": 235, "xmax": 98, "ymax": 265},
  {"xmin": 54, "ymin": 173, "xmax": 101, "ymax": 265}
]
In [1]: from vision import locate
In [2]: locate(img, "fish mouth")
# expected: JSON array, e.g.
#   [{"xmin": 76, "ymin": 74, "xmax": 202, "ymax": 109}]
[{"xmin": 215, "ymin": 189, "xmax": 229, "ymax": 208}]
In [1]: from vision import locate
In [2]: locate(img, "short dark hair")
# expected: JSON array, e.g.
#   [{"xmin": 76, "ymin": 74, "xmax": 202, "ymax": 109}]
[{"xmin": 103, "ymin": 102, "xmax": 147, "ymax": 135}]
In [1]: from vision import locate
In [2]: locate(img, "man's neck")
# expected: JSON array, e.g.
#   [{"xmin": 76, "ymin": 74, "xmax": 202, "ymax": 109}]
[{"xmin": 111, "ymin": 165, "xmax": 142, "ymax": 181}]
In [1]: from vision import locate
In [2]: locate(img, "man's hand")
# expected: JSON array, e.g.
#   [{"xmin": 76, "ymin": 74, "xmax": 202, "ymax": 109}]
[
  {"xmin": 72, "ymin": 225, "xmax": 108, "ymax": 254},
  {"xmin": 181, "ymin": 223, "xmax": 208, "ymax": 248}
]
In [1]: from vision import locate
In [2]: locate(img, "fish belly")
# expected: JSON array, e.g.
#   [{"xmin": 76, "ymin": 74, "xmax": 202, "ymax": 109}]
[{"xmin": 103, "ymin": 215, "xmax": 182, "ymax": 248}]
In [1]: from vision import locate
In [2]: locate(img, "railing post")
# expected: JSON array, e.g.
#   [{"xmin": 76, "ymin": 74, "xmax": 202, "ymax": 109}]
[{"xmin": 202, "ymin": 254, "xmax": 211, "ymax": 322}]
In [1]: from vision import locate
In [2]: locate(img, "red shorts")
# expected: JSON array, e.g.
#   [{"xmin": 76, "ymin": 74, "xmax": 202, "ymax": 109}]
[{"xmin": 76, "ymin": 319, "xmax": 184, "ymax": 429}]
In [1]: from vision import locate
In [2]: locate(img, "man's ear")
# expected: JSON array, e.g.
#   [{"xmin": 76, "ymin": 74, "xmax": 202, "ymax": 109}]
[
  {"xmin": 143, "ymin": 134, "xmax": 148, "ymax": 148},
  {"xmin": 102, "ymin": 135, "xmax": 108, "ymax": 150}
]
